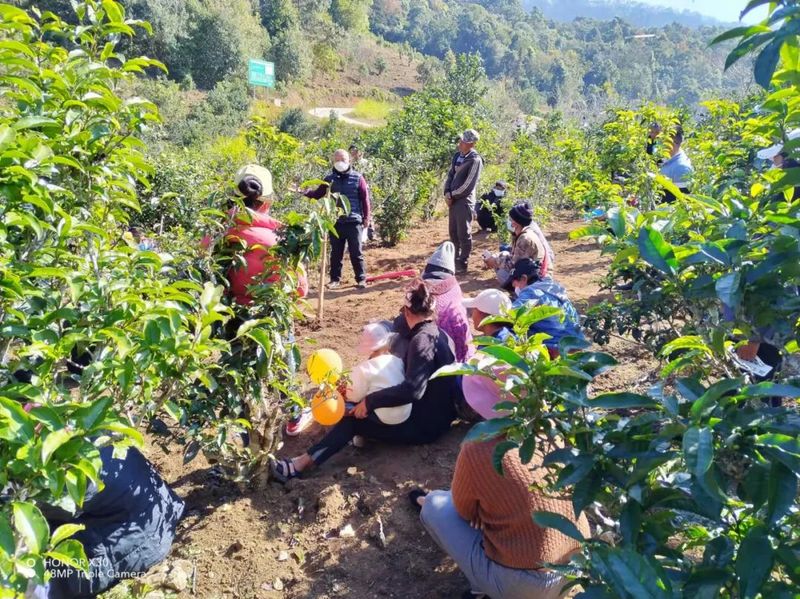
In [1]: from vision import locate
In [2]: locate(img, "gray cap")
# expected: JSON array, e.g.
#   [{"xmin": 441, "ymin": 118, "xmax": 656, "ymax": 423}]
[
  {"xmin": 460, "ymin": 129, "xmax": 480, "ymax": 143},
  {"xmin": 426, "ymin": 241, "xmax": 456, "ymax": 274}
]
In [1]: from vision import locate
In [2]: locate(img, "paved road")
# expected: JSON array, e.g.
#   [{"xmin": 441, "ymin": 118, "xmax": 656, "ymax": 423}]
[{"xmin": 308, "ymin": 107, "xmax": 376, "ymax": 128}]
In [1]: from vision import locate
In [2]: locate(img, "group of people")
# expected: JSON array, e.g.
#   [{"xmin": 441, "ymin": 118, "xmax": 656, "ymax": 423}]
[{"xmin": 242, "ymin": 126, "xmax": 587, "ymax": 597}]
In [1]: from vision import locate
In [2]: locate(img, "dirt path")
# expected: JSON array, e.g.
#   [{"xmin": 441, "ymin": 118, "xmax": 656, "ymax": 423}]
[
  {"xmin": 141, "ymin": 211, "xmax": 654, "ymax": 599},
  {"xmin": 308, "ymin": 107, "xmax": 377, "ymax": 128}
]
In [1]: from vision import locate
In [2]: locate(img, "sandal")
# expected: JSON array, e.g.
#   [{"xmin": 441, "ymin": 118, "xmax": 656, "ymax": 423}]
[
  {"xmin": 270, "ymin": 457, "xmax": 301, "ymax": 483},
  {"xmin": 408, "ymin": 488, "xmax": 428, "ymax": 513}
]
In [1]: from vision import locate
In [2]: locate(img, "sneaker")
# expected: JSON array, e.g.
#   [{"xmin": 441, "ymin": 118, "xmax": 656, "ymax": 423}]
[
  {"xmin": 327, "ymin": 281, "xmax": 341, "ymax": 289},
  {"xmin": 356, "ymin": 280, "xmax": 367, "ymax": 289},
  {"xmin": 285, "ymin": 407, "xmax": 313, "ymax": 437},
  {"xmin": 352, "ymin": 435, "xmax": 366, "ymax": 448},
  {"xmin": 455, "ymin": 263, "xmax": 468, "ymax": 274}
]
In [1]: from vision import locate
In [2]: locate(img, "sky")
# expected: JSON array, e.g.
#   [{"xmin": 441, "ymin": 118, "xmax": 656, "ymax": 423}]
[{"xmin": 637, "ymin": 0, "xmax": 768, "ymax": 24}]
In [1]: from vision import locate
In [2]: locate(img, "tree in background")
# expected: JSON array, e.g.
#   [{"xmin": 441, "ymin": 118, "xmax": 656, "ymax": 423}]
[{"xmin": 331, "ymin": 0, "xmax": 373, "ymax": 32}]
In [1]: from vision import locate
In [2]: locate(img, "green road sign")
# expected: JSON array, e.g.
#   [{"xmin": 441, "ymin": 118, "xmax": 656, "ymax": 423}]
[{"xmin": 248, "ymin": 59, "xmax": 275, "ymax": 88}]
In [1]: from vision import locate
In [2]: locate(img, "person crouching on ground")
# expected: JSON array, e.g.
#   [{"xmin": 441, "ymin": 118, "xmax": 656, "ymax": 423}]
[
  {"xmin": 477, "ymin": 180, "xmax": 508, "ymax": 232},
  {"xmin": 483, "ymin": 202, "xmax": 554, "ymax": 289},
  {"xmin": 303, "ymin": 148, "xmax": 371, "ymax": 289},
  {"xmin": 270, "ymin": 282, "xmax": 461, "ymax": 482},
  {"xmin": 422, "ymin": 241, "xmax": 474, "ymax": 361},
  {"xmin": 455, "ymin": 288, "xmax": 516, "ymax": 422},
  {"xmin": 463, "ymin": 288, "xmax": 514, "ymax": 348},
  {"xmin": 411, "ymin": 437, "xmax": 590, "ymax": 599},
  {"xmin": 510, "ymin": 258, "xmax": 584, "ymax": 359}
]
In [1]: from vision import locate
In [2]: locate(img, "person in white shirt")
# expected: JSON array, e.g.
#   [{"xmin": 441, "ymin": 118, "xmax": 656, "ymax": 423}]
[{"xmin": 346, "ymin": 322, "xmax": 408, "ymax": 425}]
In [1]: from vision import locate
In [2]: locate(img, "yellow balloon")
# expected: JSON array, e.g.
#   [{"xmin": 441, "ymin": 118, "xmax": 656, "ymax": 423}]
[
  {"xmin": 306, "ymin": 348, "xmax": 343, "ymax": 385},
  {"xmin": 311, "ymin": 389, "xmax": 345, "ymax": 426}
]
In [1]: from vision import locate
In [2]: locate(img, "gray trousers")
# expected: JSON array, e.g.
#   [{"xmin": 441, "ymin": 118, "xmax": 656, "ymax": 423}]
[
  {"xmin": 420, "ymin": 490, "xmax": 566, "ymax": 599},
  {"xmin": 449, "ymin": 199, "xmax": 474, "ymax": 267}
]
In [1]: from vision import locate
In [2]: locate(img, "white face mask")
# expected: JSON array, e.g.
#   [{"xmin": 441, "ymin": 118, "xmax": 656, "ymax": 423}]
[
  {"xmin": 334, "ymin": 161, "xmax": 350, "ymax": 173},
  {"xmin": 506, "ymin": 218, "xmax": 515, "ymax": 232},
  {"xmin": 494, "ymin": 189, "xmax": 505, "ymax": 197}
]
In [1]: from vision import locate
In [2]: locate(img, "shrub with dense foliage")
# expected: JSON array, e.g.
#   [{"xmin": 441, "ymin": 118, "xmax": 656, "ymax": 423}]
[{"xmin": 0, "ymin": 3, "xmax": 333, "ymax": 595}]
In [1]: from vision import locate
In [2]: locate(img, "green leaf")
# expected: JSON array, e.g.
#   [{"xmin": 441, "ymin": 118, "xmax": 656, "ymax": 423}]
[
  {"xmin": 735, "ymin": 525, "xmax": 773, "ymax": 599},
  {"xmin": 0, "ymin": 396, "xmax": 34, "ymax": 441},
  {"xmin": 683, "ymin": 426, "xmax": 713, "ymax": 479},
  {"xmin": 0, "ymin": 124, "xmax": 14, "ymax": 148},
  {"xmin": 49, "ymin": 523, "xmax": 85, "ymax": 547},
  {"xmin": 102, "ymin": 0, "xmax": 124, "ymax": 22},
  {"xmin": 637, "ymin": 226, "xmax": 677, "ymax": 275},
  {"xmin": 532, "ymin": 511, "xmax": 585, "ymax": 542},
  {"xmin": 12, "ymin": 116, "xmax": 59, "ymax": 130},
  {"xmin": 492, "ymin": 440, "xmax": 517, "ymax": 475},
  {"xmin": 715, "ymin": 271, "xmax": 741, "ymax": 309},
  {"xmin": 42, "ymin": 429, "xmax": 77, "ymax": 464},
  {"xmin": 463, "ymin": 418, "xmax": 515, "ymax": 443},
  {"xmin": 0, "ymin": 516, "xmax": 14, "ymax": 556},
  {"xmin": 73, "ymin": 396, "xmax": 114, "ymax": 431},
  {"xmin": 755, "ymin": 36, "xmax": 785, "ymax": 89},
  {"xmin": 765, "ymin": 462, "xmax": 797, "ymax": 527},
  {"xmin": 690, "ymin": 378, "xmax": 743, "ymax": 420},
  {"xmin": 12, "ymin": 502, "xmax": 49, "ymax": 554},
  {"xmin": 589, "ymin": 392, "xmax": 658, "ymax": 409},
  {"xmin": 478, "ymin": 345, "xmax": 527, "ymax": 370},
  {"xmin": 47, "ymin": 539, "xmax": 88, "ymax": 572}
]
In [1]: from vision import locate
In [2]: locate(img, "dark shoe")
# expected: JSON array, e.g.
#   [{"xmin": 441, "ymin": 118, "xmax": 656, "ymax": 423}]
[
  {"xmin": 408, "ymin": 488, "xmax": 428, "ymax": 513},
  {"xmin": 269, "ymin": 457, "xmax": 302, "ymax": 484},
  {"xmin": 461, "ymin": 592, "xmax": 490, "ymax": 599},
  {"xmin": 455, "ymin": 262, "xmax": 468, "ymax": 274}
]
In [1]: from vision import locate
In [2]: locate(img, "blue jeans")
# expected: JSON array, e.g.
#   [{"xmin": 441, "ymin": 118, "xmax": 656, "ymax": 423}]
[{"xmin": 420, "ymin": 491, "xmax": 566, "ymax": 599}]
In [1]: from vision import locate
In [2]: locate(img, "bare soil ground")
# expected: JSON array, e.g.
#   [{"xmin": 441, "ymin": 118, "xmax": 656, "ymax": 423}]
[{"xmin": 137, "ymin": 211, "xmax": 656, "ymax": 599}]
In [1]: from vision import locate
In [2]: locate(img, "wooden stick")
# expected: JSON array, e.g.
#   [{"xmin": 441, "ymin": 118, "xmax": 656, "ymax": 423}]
[{"xmin": 317, "ymin": 235, "xmax": 327, "ymax": 322}]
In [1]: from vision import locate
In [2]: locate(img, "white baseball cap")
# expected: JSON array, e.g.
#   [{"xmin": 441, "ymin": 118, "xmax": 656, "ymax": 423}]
[
  {"xmin": 757, "ymin": 128, "xmax": 800, "ymax": 161},
  {"xmin": 234, "ymin": 164, "xmax": 274, "ymax": 197},
  {"xmin": 462, "ymin": 289, "xmax": 512, "ymax": 316},
  {"xmin": 357, "ymin": 322, "xmax": 394, "ymax": 356}
]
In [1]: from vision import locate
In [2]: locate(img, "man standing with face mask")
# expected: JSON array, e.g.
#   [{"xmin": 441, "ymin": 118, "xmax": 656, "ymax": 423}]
[
  {"xmin": 445, "ymin": 129, "xmax": 484, "ymax": 273},
  {"xmin": 304, "ymin": 148, "xmax": 371, "ymax": 289}
]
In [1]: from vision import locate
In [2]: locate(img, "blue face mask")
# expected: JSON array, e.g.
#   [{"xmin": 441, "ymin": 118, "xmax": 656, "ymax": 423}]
[
  {"xmin": 494, "ymin": 189, "xmax": 505, "ymax": 197},
  {"xmin": 506, "ymin": 218, "xmax": 515, "ymax": 232}
]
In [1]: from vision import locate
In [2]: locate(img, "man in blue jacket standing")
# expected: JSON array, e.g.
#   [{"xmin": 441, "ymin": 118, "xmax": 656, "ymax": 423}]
[
  {"xmin": 445, "ymin": 129, "xmax": 484, "ymax": 273},
  {"xmin": 510, "ymin": 258, "xmax": 584, "ymax": 357},
  {"xmin": 305, "ymin": 148, "xmax": 371, "ymax": 289}
]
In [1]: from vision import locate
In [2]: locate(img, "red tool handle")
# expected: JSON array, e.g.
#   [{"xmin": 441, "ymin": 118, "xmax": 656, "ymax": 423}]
[{"xmin": 365, "ymin": 269, "xmax": 417, "ymax": 283}]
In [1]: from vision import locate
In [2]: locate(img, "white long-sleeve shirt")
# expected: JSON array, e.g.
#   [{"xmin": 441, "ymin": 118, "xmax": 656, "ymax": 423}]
[{"xmin": 347, "ymin": 354, "xmax": 409, "ymax": 425}]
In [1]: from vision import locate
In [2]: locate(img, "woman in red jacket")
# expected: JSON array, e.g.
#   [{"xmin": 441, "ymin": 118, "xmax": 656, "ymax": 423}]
[
  {"xmin": 223, "ymin": 164, "xmax": 308, "ymax": 304},
  {"xmin": 208, "ymin": 164, "xmax": 311, "ymax": 435}
]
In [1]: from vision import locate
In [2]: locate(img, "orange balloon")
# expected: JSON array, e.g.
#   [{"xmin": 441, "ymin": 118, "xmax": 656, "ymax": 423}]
[{"xmin": 311, "ymin": 389, "xmax": 345, "ymax": 426}]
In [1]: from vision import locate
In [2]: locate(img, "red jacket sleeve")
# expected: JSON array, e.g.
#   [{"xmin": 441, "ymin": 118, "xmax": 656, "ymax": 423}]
[{"xmin": 359, "ymin": 176, "xmax": 371, "ymax": 225}]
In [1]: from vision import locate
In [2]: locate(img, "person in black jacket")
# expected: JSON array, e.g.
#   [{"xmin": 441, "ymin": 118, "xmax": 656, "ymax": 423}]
[
  {"xmin": 477, "ymin": 181, "xmax": 507, "ymax": 232},
  {"xmin": 40, "ymin": 446, "xmax": 184, "ymax": 598},
  {"xmin": 270, "ymin": 282, "xmax": 461, "ymax": 481}
]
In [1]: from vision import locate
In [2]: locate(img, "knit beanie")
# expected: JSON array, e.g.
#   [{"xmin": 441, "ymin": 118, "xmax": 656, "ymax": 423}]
[
  {"xmin": 509, "ymin": 202, "xmax": 533, "ymax": 227},
  {"xmin": 425, "ymin": 242, "xmax": 456, "ymax": 276}
]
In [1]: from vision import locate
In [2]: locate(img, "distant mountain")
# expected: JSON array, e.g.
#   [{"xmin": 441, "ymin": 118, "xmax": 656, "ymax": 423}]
[{"xmin": 523, "ymin": 0, "xmax": 727, "ymax": 28}]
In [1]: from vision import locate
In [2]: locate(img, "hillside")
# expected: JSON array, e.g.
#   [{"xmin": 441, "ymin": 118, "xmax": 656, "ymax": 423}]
[{"xmin": 523, "ymin": 0, "xmax": 726, "ymax": 27}]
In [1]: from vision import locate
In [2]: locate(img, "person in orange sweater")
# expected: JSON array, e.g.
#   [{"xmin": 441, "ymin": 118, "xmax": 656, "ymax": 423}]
[{"xmin": 413, "ymin": 437, "xmax": 590, "ymax": 599}]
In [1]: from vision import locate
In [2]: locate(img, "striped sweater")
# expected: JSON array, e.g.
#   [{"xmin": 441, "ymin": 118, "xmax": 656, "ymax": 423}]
[
  {"xmin": 452, "ymin": 437, "xmax": 590, "ymax": 569},
  {"xmin": 445, "ymin": 149, "xmax": 483, "ymax": 205}
]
